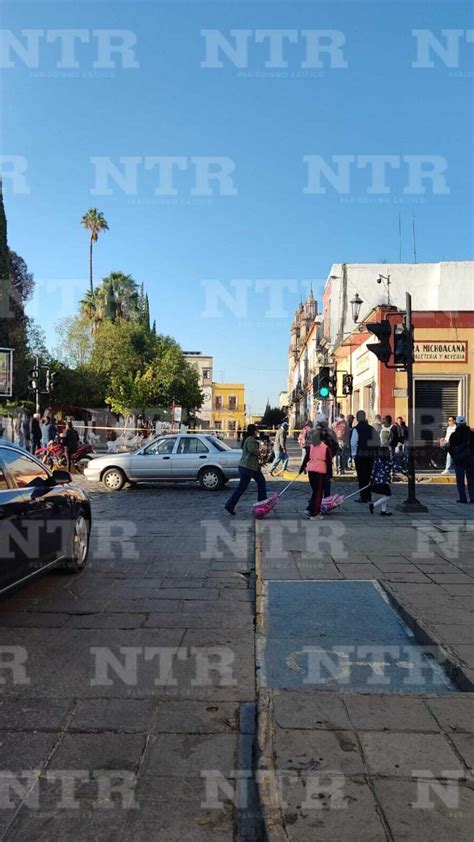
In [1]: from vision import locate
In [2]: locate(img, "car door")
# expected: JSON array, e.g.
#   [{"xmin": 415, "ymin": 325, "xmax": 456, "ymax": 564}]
[
  {"xmin": 128, "ymin": 437, "xmax": 177, "ymax": 480},
  {"xmin": 0, "ymin": 460, "xmax": 36, "ymax": 591},
  {"xmin": 173, "ymin": 436, "xmax": 210, "ymax": 478},
  {"xmin": 1, "ymin": 448, "xmax": 70, "ymax": 573}
]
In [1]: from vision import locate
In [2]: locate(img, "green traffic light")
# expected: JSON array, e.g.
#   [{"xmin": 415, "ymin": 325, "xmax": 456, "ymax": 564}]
[{"xmin": 319, "ymin": 386, "xmax": 330, "ymax": 398}]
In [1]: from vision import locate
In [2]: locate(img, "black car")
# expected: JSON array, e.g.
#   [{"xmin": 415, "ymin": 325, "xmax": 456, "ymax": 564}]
[{"xmin": 0, "ymin": 442, "xmax": 91, "ymax": 595}]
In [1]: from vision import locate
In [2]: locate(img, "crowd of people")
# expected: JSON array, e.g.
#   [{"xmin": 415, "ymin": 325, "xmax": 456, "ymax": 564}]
[
  {"xmin": 224, "ymin": 412, "xmax": 474, "ymax": 516},
  {"xmin": 10, "ymin": 410, "xmax": 82, "ymax": 468}
]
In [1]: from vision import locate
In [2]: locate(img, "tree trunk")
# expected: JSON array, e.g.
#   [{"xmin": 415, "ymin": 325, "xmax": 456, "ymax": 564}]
[{"xmin": 89, "ymin": 236, "xmax": 94, "ymax": 294}]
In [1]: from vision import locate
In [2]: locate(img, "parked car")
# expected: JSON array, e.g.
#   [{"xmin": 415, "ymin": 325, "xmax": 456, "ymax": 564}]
[
  {"xmin": 84, "ymin": 434, "xmax": 242, "ymax": 491},
  {"xmin": 0, "ymin": 443, "xmax": 91, "ymax": 596}
]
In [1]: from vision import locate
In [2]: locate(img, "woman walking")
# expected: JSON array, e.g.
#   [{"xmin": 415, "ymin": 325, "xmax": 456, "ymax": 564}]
[
  {"xmin": 299, "ymin": 428, "xmax": 333, "ymax": 519},
  {"xmin": 225, "ymin": 424, "xmax": 267, "ymax": 515}
]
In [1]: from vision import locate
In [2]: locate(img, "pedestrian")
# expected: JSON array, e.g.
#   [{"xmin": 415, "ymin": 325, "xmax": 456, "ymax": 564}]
[
  {"xmin": 373, "ymin": 414, "xmax": 383, "ymax": 436},
  {"xmin": 396, "ymin": 416, "xmax": 409, "ymax": 452},
  {"xmin": 368, "ymin": 446, "xmax": 394, "ymax": 517},
  {"xmin": 298, "ymin": 427, "xmax": 333, "ymax": 519},
  {"xmin": 225, "ymin": 424, "xmax": 267, "ymax": 515},
  {"xmin": 13, "ymin": 414, "xmax": 21, "ymax": 445},
  {"xmin": 297, "ymin": 419, "xmax": 313, "ymax": 471},
  {"xmin": 440, "ymin": 415, "xmax": 457, "ymax": 474},
  {"xmin": 448, "ymin": 416, "xmax": 474, "ymax": 504},
  {"xmin": 346, "ymin": 414, "xmax": 355, "ymax": 469},
  {"xmin": 269, "ymin": 421, "xmax": 289, "ymax": 475},
  {"xmin": 380, "ymin": 415, "xmax": 399, "ymax": 456},
  {"xmin": 62, "ymin": 421, "xmax": 80, "ymax": 468},
  {"xmin": 41, "ymin": 416, "xmax": 58, "ymax": 446},
  {"xmin": 19, "ymin": 410, "xmax": 31, "ymax": 451},
  {"xmin": 237, "ymin": 426, "xmax": 242, "ymax": 444},
  {"xmin": 332, "ymin": 414, "xmax": 350, "ymax": 474},
  {"xmin": 351, "ymin": 410, "xmax": 380, "ymax": 502},
  {"xmin": 30, "ymin": 413, "xmax": 42, "ymax": 454},
  {"xmin": 315, "ymin": 412, "xmax": 338, "ymax": 497}
]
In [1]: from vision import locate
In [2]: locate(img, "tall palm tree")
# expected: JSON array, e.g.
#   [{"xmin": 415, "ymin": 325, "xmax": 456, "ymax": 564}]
[{"xmin": 81, "ymin": 209, "xmax": 109, "ymax": 294}]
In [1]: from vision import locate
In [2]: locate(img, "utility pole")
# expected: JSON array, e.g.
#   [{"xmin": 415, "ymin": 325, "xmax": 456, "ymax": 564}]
[{"xmin": 399, "ymin": 292, "xmax": 428, "ymax": 513}]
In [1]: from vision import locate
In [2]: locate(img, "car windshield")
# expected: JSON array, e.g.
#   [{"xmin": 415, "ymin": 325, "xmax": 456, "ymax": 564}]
[{"xmin": 205, "ymin": 436, "xmax": 232, "ymax": 452}]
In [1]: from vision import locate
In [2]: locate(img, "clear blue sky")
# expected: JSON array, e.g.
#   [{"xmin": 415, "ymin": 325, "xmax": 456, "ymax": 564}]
[{"xmin": 3, "ymin": 0, "xmax": 473, "ymax": 413}]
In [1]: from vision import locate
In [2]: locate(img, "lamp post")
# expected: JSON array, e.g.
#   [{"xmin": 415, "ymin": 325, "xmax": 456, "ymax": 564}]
[
  {"xmin": 350, "ymin": 293, "xmax": 363, "ymax": 324},
  {"xmin": 377, "ymin": 273, "xmax": 391, "ymax": 307}
]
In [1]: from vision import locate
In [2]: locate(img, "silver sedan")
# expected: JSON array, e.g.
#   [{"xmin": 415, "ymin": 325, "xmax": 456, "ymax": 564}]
[{"xmin": 83, "ymin": 433, "xmax": 242, "ymax": 491}]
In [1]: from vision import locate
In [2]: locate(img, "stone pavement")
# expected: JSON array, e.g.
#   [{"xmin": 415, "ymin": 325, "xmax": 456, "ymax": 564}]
[
  {"xmin": 255, "ymin": 477, "xmax": 474, "ymax": 840},
  {"xmin": 0, "ymin": 481, "xmax": 259, "ymax": 841}
]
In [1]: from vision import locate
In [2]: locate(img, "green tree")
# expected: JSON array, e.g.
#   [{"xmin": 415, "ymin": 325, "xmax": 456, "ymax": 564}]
[
  {"xmin": 81, "ymin": 208, "xmax": 109, "ymax": 294},
  {"xmin": 261, "ymin": 402, "xmax": 286, "ymax": 428},
  {"xmin": 0, "ymin": 184, "xmax": 11, "ymax": 347},
  {"xmin": 80, "ymin": 272, "xmax": 140, "ymax": 328},
  {"xmin": 53, "ymin": 315, "xmax": 94, "ymax": 367},
  {"xmin": 90, "ymin": 319, "xmax": 156, "ymax": 383}
]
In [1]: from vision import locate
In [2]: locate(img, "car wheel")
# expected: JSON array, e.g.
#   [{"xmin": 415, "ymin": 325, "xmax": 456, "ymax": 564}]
[
  {"xmin": 101, "ymin": 467, "xmax": 126, "ymax": 491},
  {"xmin": 56, "ymin": 511, "xmax": 90, "ymax": 573},
  {"xmin": 199, "ymin": 467, "xmax": 224, "ymax": 490}
]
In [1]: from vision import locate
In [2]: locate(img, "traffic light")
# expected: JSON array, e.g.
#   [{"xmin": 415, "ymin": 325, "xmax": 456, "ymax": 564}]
[
  {"xmin": 45, "ymin": 369, "xmax": 57, "ymax": 393},
  {"xmin": 342, "ymin": 373, "xmax": 353, "ymax": 396},
  {"xmin": 313, "ymin": 366, "xmax": 336, "ymax": 399},
  {"xmin": 28, "ymin": 368, "xmax": 39, "ymax": 392},
  {"xmin": 393, "ymin": 324, "xmax": 410, "ymax": 368},
  {"xmin": 367, "ymin": 320, "xmax": 392, "ymax": 364}
]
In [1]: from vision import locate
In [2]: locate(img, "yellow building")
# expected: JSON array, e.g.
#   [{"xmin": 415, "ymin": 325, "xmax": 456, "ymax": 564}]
[{"xmin": 212, "ymin": 383, "xmax": 245, "ymax": 436}]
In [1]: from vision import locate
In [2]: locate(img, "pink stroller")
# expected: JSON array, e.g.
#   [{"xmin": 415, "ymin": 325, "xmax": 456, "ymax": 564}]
[
  {"xmin": 252, "ymin": 479, "xmax": 298, "ymax": 519},
  {"xmin": 320, "ymin": 484, "xmax": 371, "ymax": 513}
]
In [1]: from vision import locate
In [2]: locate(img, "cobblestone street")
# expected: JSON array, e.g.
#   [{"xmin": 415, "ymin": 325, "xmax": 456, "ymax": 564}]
[{"xmin": 0, "ymin": 481, "xmax": 257, "ymax": 841}]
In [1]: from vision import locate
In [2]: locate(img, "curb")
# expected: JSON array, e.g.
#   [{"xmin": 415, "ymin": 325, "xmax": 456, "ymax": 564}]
[{"xmin": 254, "ymin": 522, "xmax": 289, "ymax": 842}]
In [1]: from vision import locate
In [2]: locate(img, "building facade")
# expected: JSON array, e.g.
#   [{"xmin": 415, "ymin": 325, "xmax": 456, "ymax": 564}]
[
  {"xmin": 286, "ymin": 261, "xmax": 474, "ymax": 439},
  {"xmin": 212, "ymin": 383, "xmax": 245, "ymax": 435},
  {"xmin": 183, "ymin": 352, "xmax": 213, "ymax": 428}
]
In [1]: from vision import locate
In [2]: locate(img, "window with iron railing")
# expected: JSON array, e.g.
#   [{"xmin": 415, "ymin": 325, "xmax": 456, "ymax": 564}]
[
  {"xmin": 215, "ymin": 396, "xmax": 223, "ymax": 409},
  {"xmin": 228, "ymin": 396, "xmax": 237, "ymax": 410}
]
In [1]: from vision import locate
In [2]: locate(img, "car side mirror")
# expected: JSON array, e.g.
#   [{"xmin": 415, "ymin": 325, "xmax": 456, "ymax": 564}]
[{"xmin": 53, "ymin": 469, "xmax": 72, "ymax": 484}]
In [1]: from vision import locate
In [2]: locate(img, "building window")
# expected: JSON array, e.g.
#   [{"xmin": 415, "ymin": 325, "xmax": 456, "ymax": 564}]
[
  {"xmin": 215, "ymin": 420, "xmax": 222, "ymax": 430},
  {"xmin": 228, "ymin": 396, "xmax": 237, "ymax": 410},
  {"xmin": 215, "ymin": 396, "xmax": 223, "ymax": 409},
  {"xmin": 228, "ymin": 420, "xmax": 236, "ymax": 432},
  {"xmin": 202, "ymin": 369, "xmax": 211, "ymax": 381}
]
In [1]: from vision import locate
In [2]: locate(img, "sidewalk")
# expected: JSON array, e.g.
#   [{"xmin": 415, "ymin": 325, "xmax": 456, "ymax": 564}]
[{"xmin": 254, "ymin": 479, "xmax": 474, "ymax": 840}]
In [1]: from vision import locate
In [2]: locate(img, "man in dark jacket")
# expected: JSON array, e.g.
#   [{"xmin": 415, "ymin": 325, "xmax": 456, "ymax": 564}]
[
  {"xmin": 350, "ymin": 410, "xmax": 380, "ymax": 502},
  {"xmin": 30, "ymin": 413, "xmax": 42, "ymax": 454},
  {"xmin": 448, "ymin": 416, "xmax": 474, "ymax": 503}
]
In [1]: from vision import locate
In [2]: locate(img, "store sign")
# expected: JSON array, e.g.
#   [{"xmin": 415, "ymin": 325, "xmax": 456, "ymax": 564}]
[
  {"xmin": 0, "ymin": 349, "xmax": 13, "ymax": 397},
  {"xmin": 414, "ymin": 341, "xmax": 467, "ymax": 363},
  {"xmin": 355, "ymin": 351, "xmax": 369, "ymax": 375}
]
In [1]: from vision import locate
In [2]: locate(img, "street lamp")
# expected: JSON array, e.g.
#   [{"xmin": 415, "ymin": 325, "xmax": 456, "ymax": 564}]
[{"xmin": 350, "ymin": 293, "xmax": 363, "ymax": 323}]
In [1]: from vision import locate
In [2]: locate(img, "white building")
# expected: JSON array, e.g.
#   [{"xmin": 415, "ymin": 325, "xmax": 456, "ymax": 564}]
[{"xmin": 183, "ymin": 351, "xmax": 213, "ymax": 428}]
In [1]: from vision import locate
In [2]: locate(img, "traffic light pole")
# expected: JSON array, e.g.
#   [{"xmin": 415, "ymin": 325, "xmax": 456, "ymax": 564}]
[{"xmin": 398, "ymin": 292, "xmax": 428, "ymax": 513}]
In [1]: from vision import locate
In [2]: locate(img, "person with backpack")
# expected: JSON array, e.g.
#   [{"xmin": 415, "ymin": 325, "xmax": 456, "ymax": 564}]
[
  {"xmin": 380, "ymin": 415, "xmax": 399, "ymax": 456},
  {"xmin": 298, "ymin": 427, "xmax": 333, "ymax": 519},
  {"xmin": 298, "ymin": 420, "xmax": 313, "ymax": 471},
  {"xmin": 351, "ymin": 410, "xmax": 381, "ymax": 502},
  {"xmin": 332, "ymin": 414, "xmax": 350, "ymax": 474},
  {"xmin": 448, "ymin": 416, "xmax": 474, "ymax": 504}
]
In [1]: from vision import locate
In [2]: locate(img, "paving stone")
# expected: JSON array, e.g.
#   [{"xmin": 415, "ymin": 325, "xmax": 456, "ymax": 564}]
[
  {"xmin": 336, "ymin": 563, "xmax": 380, "ymax": 579},
  {"xmin": 274, "ymin": 728, "xmax": 364, "ymax": 775},
  {"xmin": 153, "ymin": 701, "xmax": 238, "ymax": 733},
  {"xmin": 360, "ymin": 732, "xmax": 462, "ymax": 777},
  {"xmin": 70, "ymin": 699, "xmax": 157, "ymax": 732},
  {"xmin": 5, "ymin": 791, "xmax": 131, "ymax": 842},
  {"xmin": 273, "ymin": 691, "xmax": 352, "ymax": 730},
  {"xmin": 295, "ymin": 564, "xmax": 343, "ymax": 580},
  {"xmin": 68, "ymin": 613, "xmax": 147, "ymax": 628},
  {"xmin": 0, "ymin": 613, "xmax": 70, "ymax": 628},
  {"xmin": 374, "ymin": 779, "xmax": 474, "ymax": 841},
  {"xmin": 450, "ymin": 732, "xmax": 474, "ymax": 767},
  {"xmin": 344, "ymin": 695, "xmax": 439, "ymax": 732},
  {"xmin": 428, "ymin": 624, "xmax": 474, "ymax": 645},
  {"xmin": 142, "ymin": 734, "xmax": 237, "ymax": 777},
  {"xmin": 0, "ymin": 732, "xmax": 58, "ymax": 771},
  {"xmin": 0, "ymin": 697, "xmax": 70, "ymax": 731},
  {"xmin": 281, "ymin": 777, "xmax": 387, "ymax": 842},
  {"xmin": 47, "ymin": 732, "xmax": 146, "ymax": 771},
  {"xmin": 455, "ymin": 646, "xmax": 474, "ymax": 668}
]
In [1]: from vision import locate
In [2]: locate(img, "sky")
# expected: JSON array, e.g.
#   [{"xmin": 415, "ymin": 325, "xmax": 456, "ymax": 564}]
[{"xmin": 2, "ymin": 0, "xmax": 473, "ymax": 414}]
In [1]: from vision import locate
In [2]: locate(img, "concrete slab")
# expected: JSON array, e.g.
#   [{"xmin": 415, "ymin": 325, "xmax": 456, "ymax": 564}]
[
  {"xmin": 273, "ymin": 691, "xmax": 352, "ymax": 730},
  {"xmin": 153, "ymin": 701, "xmax": 238, "ymax": 733},
  {"xmin": 344, "ymin": 695, "xmax": 439, "ymax": 732},
  {"xmin": 274, "ymin": 728, "xmax": 364, "ymax": 775},
  {"xmin": 374, "ymin": 779, "xmax": 474, "ymax": 842},
  {"xmin": 141, "ymin": 734, "xmax": 237, "ymax": 777},
  {"xmin": 360, "ymin": 732, "xmax": 462, "ymax": 777}
]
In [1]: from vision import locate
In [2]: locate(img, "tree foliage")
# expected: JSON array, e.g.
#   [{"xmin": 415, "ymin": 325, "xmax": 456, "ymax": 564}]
[{"xmin": 261, "ymin": 402, "xmax": 286, "ymax": 428}]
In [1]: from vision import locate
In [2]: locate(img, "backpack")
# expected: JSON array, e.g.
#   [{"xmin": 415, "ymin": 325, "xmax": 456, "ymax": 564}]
[
  {"xmin": 298, "ymin": 426, "xmax": 309, "ymax": 448},
  {"xmin": 334, "ymin": 420, "xmax": 347, "ymax": 440}
]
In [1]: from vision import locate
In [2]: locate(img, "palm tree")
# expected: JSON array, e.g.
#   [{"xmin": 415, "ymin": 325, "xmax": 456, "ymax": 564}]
[
  {"xmin": 80, "ymin": 273, "xmax": 140, "ymax": 327},
  {"xmin": 81, "ymin": 209, "xmax": 109, "ymax": 294}
]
